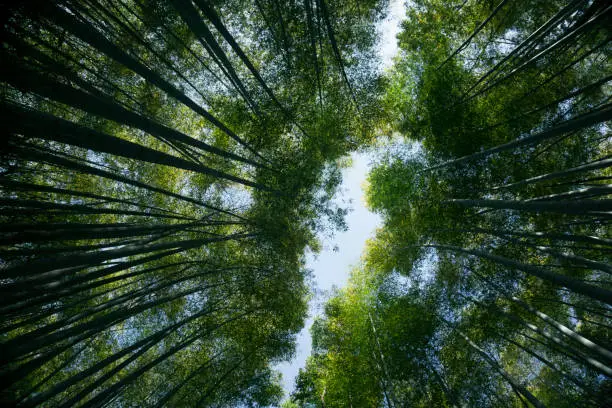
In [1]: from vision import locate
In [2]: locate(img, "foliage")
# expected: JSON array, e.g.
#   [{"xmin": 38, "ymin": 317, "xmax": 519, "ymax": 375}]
[
  {"xmin": 294, "ymin": 0, "xmax": 611, "ymax": 407},
  {"xmin": 0, "ymin": 0, "xmax": 387, "ymax": 406}
]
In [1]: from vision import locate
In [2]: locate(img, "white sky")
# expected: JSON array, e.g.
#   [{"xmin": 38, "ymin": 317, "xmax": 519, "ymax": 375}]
[
  {"xmin": 276, "ymin": 0, "xmax": 406, "ymax": 398},
  {"xmin": 379, "ymin": 0, "xmax": 406, "ymax": 69}
]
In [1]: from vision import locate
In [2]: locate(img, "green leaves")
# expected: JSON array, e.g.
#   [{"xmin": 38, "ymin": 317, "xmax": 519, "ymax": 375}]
[
  {"xmin": 296, "ymin": 0, "xmax": 612, "ymax": 406},
  {"xmin": 0, "ymin": 0, "xmax": 388, "ymax": 406}
]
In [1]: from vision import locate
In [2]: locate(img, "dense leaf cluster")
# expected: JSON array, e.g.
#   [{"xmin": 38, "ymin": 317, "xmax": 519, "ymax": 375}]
[
  {"xmin": 0, "ymin": 0, "xmax": 386, "ymax": 406},
  {"xmin": 292, "ymin": 0, "xmax": 611, "ymax": 407}
]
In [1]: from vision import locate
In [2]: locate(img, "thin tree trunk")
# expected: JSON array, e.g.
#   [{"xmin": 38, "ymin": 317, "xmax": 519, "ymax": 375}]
[
  {"xmin": 500, "ymin": 334, "xmax": 591, "ymax": 395},
  {"xmin": 37, "ymin": 1, "xmax": 264, "ymax": 162},
  {"xmin": 470, "ymin": 267, "xmax": 612, "ymax": 363},
  {"xmin": 1, "ymin": 281, "xmax": 227, "ymax": 363},
  {"xmin": 526, "ymin": 185, "xmax": 612, "ymax": 202},
  {"xmin": 483, "ymin": 74, "xmax": 612, "ymax": 133},
  {"xmin": 442, "ymin": 319, "xmax": 546, "ymax": 408},
  {"xmin": 170, "ymin": 0, "xmax": 260, "ymax": 114},
  {"xmin": 152, "ymin": 350, "xmax": 223, "ymax": 407},
  {"xmin": 20, "ymin": 303, "xmax": 227, "ymax": 407},
  {"xmin": 194, "ymin": 355, "xmax": 248, "ymax": 406},
  {"xmin": 9, "ymin": 266, "xmax": 207, "ymax": 346},
  {"xmin": 509, "ymin": 295, "xmax": 612, "ymax": 362},
  {"xmin": 532, "ymin": 245, "xmax": 612, "ymax": 274},
  {"xmin": 463, "ymin": 0, "xmax": 586, "ymax": 98},
  {"xmin": 195, "ymin": 1, "xmax": 291, "ymax": 119},
  {"xmin": 448, "ymin": 197, "xmax": 612, "ymax": 215},
  {"xmin": 438, "ymin": 0, "xmax": 510, "ymax": 68},
  {"xmin": 0, "ymin": 197, "xmax": 191, "ymax": 220},
  {"xmin": 1, "ymin": 232, "xmax": 254, "ymax": 279},
  {"xmin": 305, "ymin": 0, "xmax": 323, "ymax": 107},
  {"xmin": 462, "ymin": 291, "xmax": 612, "ymax": 377},
  {"xmin": 425, "ymin": 358, "xmax": 462, "ymax": 408},
  {"xmin": 441, "ymin": 226, "xmax": 612, "ymax": 247},
  {"xmin": 464, "ymin": 3, "xmax": 610, "ymax": 102},
  {"xmin": 494, "ymin": 158, "xmax": 612, "ymax": 190},
  {"xmin": 506, "ymin": 312, "xmax": 612, "ymax": 376},
  {"xmin": 0, "ymin": 220, "xmax": 239, "ymax": 246},
  {"xmin": 425, "ymin": 244, "xmax": 612, "ymax": 304},
  {"xmin": 0, "ymin": 59, "xmax": 264, "ymax": 169},
  {"xmin": 3, "ymin": 104, "xmax": 272, "ymax": 190},
  {"xmin": 0, "ymin": 249, "xmax": 185, "ymax": 314},
  {"xmin": 9, "ymin": 144, "xmax": 242, "ymax": 219},
  {"xmin": 317, "ymin": 0, "xmax": 359, "ymax": 110},
  {"xmin": 424, "ymin": 103, "xmax": 612, "ymax": 172},
  {"xmin": 0, "ymin": 179, "xmax": 189, "ymax": 221}
]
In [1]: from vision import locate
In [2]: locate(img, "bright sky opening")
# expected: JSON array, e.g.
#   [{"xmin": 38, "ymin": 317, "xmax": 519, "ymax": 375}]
[{"xmin": 277, "ymin": 0, "xmax": 405, "ymax": 396}]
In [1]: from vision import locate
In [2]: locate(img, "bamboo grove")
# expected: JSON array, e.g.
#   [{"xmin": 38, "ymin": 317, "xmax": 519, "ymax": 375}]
[
  {"xmin": 290, "ymin": 0, "xmax": 611, "ymax": 407},
  {"xmin": 0, "ymin": 0, "xmax": 387, "ymax": 406}
]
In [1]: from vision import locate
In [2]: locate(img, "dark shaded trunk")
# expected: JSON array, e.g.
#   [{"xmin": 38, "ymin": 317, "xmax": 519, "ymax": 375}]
[
  {"xmin": 74, "ymin": 315, "xmax": 249, "ymax": 408},
  {"xmin": 20, "ymin": 303, "xmax": 226, "ymax": 407},
  {"xmin": 425, "ymin": 102, "xmax": 612, "ymax": 172},
  {"xmin": 426, "ymin": 244, "xmax": 612, "ymax": 304},
  {"xmin": 194, "ymin": 355, "xmax": 248, "ymax": 406},
  {"xmin": 505, "ymin": 312, "xmax": 612, "ymax": 376},
  {"xmin": 1, "ymin": 232, "xmax": 254, "ymax": 279},
  {"xmin": 438, "ymin": 0, "xmax": 510, "ymax": 68},
  {"xmin": 1, "ymin": 280, "xmax": 228, "ymax": 364},
  {"xmin": 317, "ymin": 0, "xmax": 359, "ymax": 109},
  {"xmin": 0, "ymin": 59, "xmax": 263, "ymax": 169},
  {"xmin": 509, "ymin": 295, "xmax": 612, "ymax": 362},
  {"xmin": 494, "ymin": 158, "xmax": 612, "ymax": 190},
  {"xmin": 448, "ymin": 198, "xmax": 612, "ymax": 215},
  {"xmin": 152, "ymin": 351, "xmax": 222, "ymax": 407},
  {"xmin": 526, "ymin": 185, "xmax": 612, "ymax": 201},
  {"xmin": 0, "ymin": 249, "xmax": 185, "ymax": 315},
  {"xmin": 500, "ymin": 334, "xmax": 591, "ymax": 393},
  {"xmin": 170, "ymin": 0, "xmax": 260, "ymax": 115},
  {"xmin": 9, "ymin": 144, "xmax": 244, "ymax": 220},
  {"xmin": 0, "ymin": 179, "xmax": 188, "ymax": 221},
  {"xmin": 444, "ymin": 226, "xmax": 612, "ymax": 247},
  {"xmin": 0, "ymin": 197, "xmax": 188, "ymax": 220},
  {"xmin": 470, "ymin": 268, "xmax": 612, "ymax": 363},
  {"xmin": 3, "ymin": 104, "xmax": 272, "ymax": 190},
  {"xmin": 7, "ymin": 266, "xmax": 215, "ymax": 347},
  {"xmin": 483, "ymin": 74, "xmax": 612, "ymax": 133},
  {"xmin": 442, "ymin": 319, "xmax": 546, "ymax": 408},
  {"xmin": 0, "ymin": 220, "xmax": 238, "ymax": 246},
  {"xmin": 463, "ymin": 0, "xmax": 586, "ymax": 98},
  {"xmin": 36, "ymin": 2, "xmax": 265, "ymax": 163},
  {"xmin": 305, "ymin": 0, "xmax": 323, "ymax": 107},
  {"xmin": 464, "ymin": 2, "xmax": 610, "ymax": 102}
]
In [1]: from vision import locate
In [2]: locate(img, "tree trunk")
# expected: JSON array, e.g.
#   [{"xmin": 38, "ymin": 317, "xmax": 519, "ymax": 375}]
[
  {"xmin": 448, "ymin": 198, "xmax": 612, "ymax": 215},
  {"xmin": 38, "ymin": 1, "xmax": 265, "ymax": 163},
  {"xmin": 0, "ymin": 60, "xmax": 263, "ymax": 170},
  {"xmin": 442, "ymin": 226, "xmax": 612, "ymax": 247},
  {"xmin": 10, "ymin": 144, "xmax": 241, "ymax": 219},
  {"xmin": 442, "ymin": 319, "xmax": 546, "ymax": 408},
  {"xmin": 20, "ymin": 304, "xmax": 227, "ymax": 407},
  {"xmin": 509, "ymin": 295, "xmax": 612, "ymax": 363},
  {"xmin": 170, "ymin": 0, "xmax": 260, "ymax": 114},
  {"xmin": 438, "ymin": 0, "xmax": 510, "ymax": 68},
  {"xmin": 3, "ymin": 104, "xmax": 272, "ymax": 191},
  {"xmin": 426, "ymin": 244, "xmax": 612, "ymax": 304},
  {"xmin": 494, "ymin": 158, "xmax": 612, "ymax": 190},
  {"xmin": 1, "ymin": 230, "xmax": 255, "ymax": 279},
  {"xmin": 424, "ymin": 102, "xmax": 612, "ymax": 172}
]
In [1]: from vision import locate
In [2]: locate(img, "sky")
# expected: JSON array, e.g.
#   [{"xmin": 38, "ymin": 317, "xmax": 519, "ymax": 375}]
[{"xmin": 276, "ymin": 0, "xmax": 406, "ymax": 397}]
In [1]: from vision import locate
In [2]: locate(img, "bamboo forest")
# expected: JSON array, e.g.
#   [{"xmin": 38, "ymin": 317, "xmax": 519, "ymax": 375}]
[{"xmin": 0, "ymin": 0, "xmax": 609, "ymax": 406}]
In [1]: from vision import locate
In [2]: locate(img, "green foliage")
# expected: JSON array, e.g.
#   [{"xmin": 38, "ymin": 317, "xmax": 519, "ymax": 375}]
[
  {"xmin": 2, "ymin": 0, "xmax": 611, "ymax": 406},
  {"xmin": 296, "ymin": 0, "xmax": 611, "ymax": 406},
  {"xmin": 0, "ymin": 0, "xmax": 387, "ymax": 406}
]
